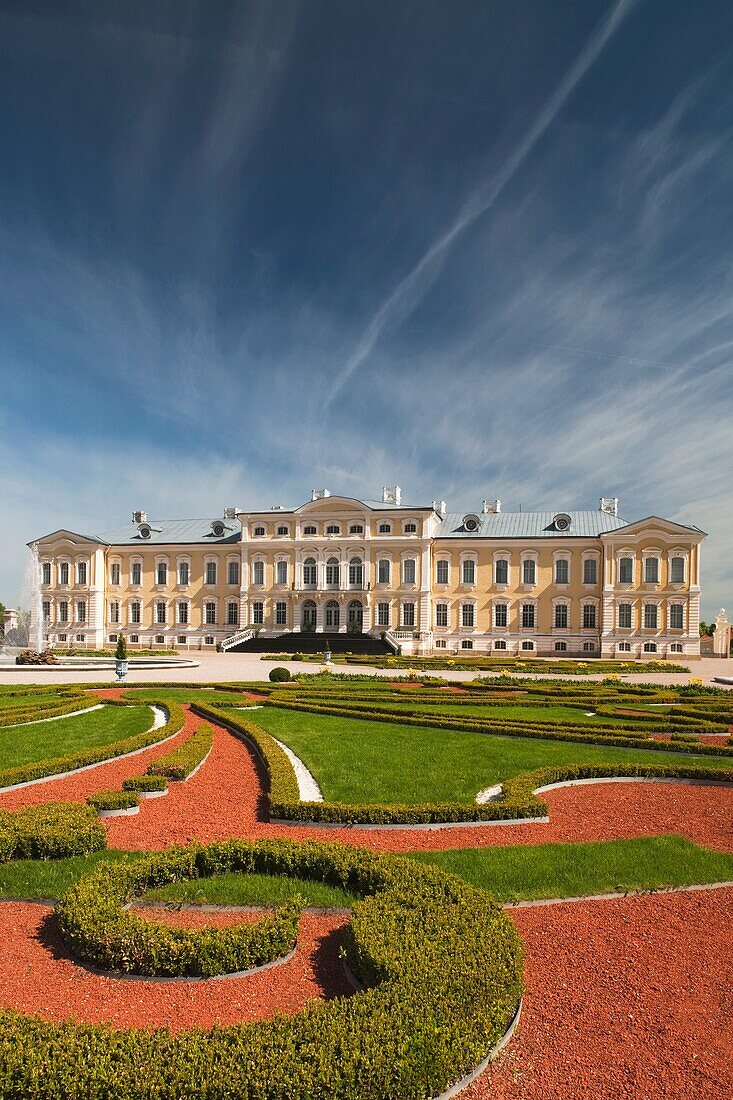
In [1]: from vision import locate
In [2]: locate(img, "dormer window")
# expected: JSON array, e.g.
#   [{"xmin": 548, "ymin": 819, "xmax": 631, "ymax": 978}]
[
  {"xmin": 553, "ymin": 514, "xmax": 572, "ymax": 532},
  {"xmin": 253, "ymin": 526, "xmax": 265, "ymax": 537},
  {"xmin": 138, "ymin": 523, "xmax": 152, "ymax": 539},
  {"xmin": 462, "ymin": 514, "xmax": 479, "ymax": 533},
  {"xmin": 211, "ymin": 521, "xmax": 226, "ymax": 538}
]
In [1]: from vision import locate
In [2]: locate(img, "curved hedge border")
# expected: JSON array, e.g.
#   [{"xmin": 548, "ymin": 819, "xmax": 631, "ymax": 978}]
[
  {"xmin": 4, "ymin": 839, "xmax": 522, "ymax": 1098},
  {"xmin": 57, "ymin": 846, "xmax": 301, "ymax": 978},
  {"xmin": 86, "ymin": 789, "xmax": 140, "ymax": 814},
  {"xmin": 146, "ymin": 721, "xmax": 213, "ymax": 781},
  {"xmin": 194, "ymin": 703, "xmax": 733, "ymax": 826},
  {"xmin": 0, "ymin": 694, "xmax": 95, "ymax": 728},
  {"xmin": 0, "ymin": 702, "xmax": 184, "ymax": 790},
  {"xmin": 0, "ymin": 802, "xmax": 106, "ymax": 862}
]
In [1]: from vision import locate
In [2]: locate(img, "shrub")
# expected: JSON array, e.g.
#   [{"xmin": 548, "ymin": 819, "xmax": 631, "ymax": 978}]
[
  {"xmin": 115, "ymin": 636, "xmax": 127, "ymax": 661},
  {"xmin": 86, "ymin": 789, "xmax": 139, "ymax": 812},
  {"xmin": 0, "ymin": 694, "xmax": 94, "ymax": 729},
  {"xmin": 0, "ymin": 802, "xmax": 106, "ymax": 862},
  {"xmin": 146, "ymin": 722, "xmax": 213, "ymax": 781},
  {"xmin": 269, "ymin": 667, "xmax": 291, "ymax": 683},
  {"xmin": 121, "ymin": 774, "xmax": 168, "ymax": 793},
  {"xmin": 11, "ymin": 840, "xmax": 522, "ymax": 1098}
]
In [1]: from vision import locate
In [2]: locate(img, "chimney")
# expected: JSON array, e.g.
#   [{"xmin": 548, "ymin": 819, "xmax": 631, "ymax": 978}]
[
  {"xmin": 599, "ymin": 497, "xmax": 619, "ymax": 516},
  {"xmin": 223, "ymin": 507, "xmax": 238, "ymax": 519},
  {"xmin": 382, "ymin": 485, "xmax": 402, "ymax": 506},
  {"xmin": 432, "ymin": 499, "xmax": 446, "ymax": 517},
  {"xmin": 132, "ymin": 510, "xmax": 148, "ymax": 524},
  {"xmin": 482, "ymin": 499, "xmax": 501, "ymax": 514},
  {"xmin": 310, "ymin": 488, "xmax": 331, "ymax": 501}
]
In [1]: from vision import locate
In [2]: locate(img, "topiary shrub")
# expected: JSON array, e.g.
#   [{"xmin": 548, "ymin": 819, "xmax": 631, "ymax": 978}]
[{"xmin": 269, "ymin": 667, "xmax": 291, "ymax": 683}]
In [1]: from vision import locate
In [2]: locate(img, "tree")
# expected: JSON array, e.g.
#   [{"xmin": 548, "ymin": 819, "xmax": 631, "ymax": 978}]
[{"xmin": 115, "ymin": 635, "xmax": 127, "ymax": 661}]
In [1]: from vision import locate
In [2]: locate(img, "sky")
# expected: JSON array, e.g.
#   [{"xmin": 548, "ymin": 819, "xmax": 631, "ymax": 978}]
[{"xmin": 0, "ymin": 0, "xmax": 731, "ymax": 618}]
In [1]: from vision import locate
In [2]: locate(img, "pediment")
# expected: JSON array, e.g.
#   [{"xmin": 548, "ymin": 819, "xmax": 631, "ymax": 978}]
[
  {"xmin": 602, "ymin": 516, "xmax": 706, "ymax": 540},
  {"xmin": 29, "ymin": 528, "xmax": 104, "ymax": 549},
  {"xmin": 295, "ymin": 496, "xmax": 370, "ymax": 515}
]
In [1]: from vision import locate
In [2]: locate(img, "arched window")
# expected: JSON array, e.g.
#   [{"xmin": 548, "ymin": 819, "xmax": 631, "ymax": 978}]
[
  {"xmin": 348, "ymin": 556, "xmax": 363, "ymax": 586},
  {"xmin": 348, "ymin": 600, "xmax": 363, "ymax": 631},
  {"xmin": 326, "ymin": 557, "xmax": 340, "ymax": 586},
  {"xmin": 325, "ymin": 599, "xmax": 340, "ymax": 628},
  {"xmin": 303, "ymin": 525, "xmax": 317, "ymax": 536},
  {"xmin": 301, "ymin": 600, "xmax": 316, "ymax": 630},
  {"xmin": 302, "ymin": 557, "xmax": 317, "ymax": 586},
  {"xmin": 349, "ymin": 524, "xmax": 364, "ymax": 535},
  {"xmin": 378, "ymin": 523, "xmax": 392, "ymax": 534}
]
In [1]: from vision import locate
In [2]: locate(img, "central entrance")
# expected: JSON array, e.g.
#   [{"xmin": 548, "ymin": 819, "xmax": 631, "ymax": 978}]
[{"xmin": 348, "ymin": 599, "xmax": 364, "ymax": 632}]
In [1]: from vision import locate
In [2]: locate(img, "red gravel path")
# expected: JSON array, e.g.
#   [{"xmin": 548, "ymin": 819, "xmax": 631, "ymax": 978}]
[
  {"xmin": 469, "ymin": 888, "xmax": 733, "ymax": 1100},
  {"xmin": 0, "ymin": 903, "xmax": 350, "ymax": 1029},
  {"xmin": 104, "ymin": 717, "xmax": 733, "ymax": 853}
]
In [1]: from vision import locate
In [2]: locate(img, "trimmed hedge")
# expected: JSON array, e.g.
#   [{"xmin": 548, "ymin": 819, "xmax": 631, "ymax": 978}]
[
  {"xmin": 6, "ymin": 840, "xmax": 522, "ymax": 1098},
  {"xmin": 0, "ymin": 703, "xmax": 184, "ymax": 790},
  {"xmin": 86, "ymin": 789, "xmax": 139, "ymax": 813},
  {"xmin": 146, "ymin": 721, "xmax": 213, "ymax": 781},
  {"xmin": 57, "ymin": 845, "xmax": 301, "ymax": 977},
  {"xmin": 0, "ymin": 802, "xmax": 106, "ymax": 862},
  {"xmin": 122, "ymin": 774, "xmax": 168, "ymax": 793},
  {"xmin": 0, "ymin": 694, "xmax": 94, "ymax": 728}
]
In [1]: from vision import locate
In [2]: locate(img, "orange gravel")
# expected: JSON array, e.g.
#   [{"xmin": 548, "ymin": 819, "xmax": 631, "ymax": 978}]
[
  {"xmin": 0, "ymin": 903, "xmax": 350, "ymax": 1029},
  {"xmin": 469, "ymin": 888, "xmax": 733, "ymax": 1100}
]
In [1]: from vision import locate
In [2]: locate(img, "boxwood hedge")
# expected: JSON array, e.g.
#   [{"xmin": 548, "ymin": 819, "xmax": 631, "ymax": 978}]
[
  {"xmin": 0, "ymin": 802, "xmax": 106, "ymax": 862},
  {"xmin": 145, "ymin": 720, "xmax": 213, "ymax": 781},
  {"xmin": 4, "ymin": 839, "xmax": 522, "ymax": 1098}
]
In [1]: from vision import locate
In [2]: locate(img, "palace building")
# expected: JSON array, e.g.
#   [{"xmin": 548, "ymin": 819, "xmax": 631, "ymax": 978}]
[{"xmin": 29, "ymin": 487, "xmax": 705, "ymax": 659}]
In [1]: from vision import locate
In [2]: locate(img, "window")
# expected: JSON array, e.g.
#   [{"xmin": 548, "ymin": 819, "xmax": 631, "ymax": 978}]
[
  {"xmin": 75, "ymin": 633, "xmax": 86, "ymax": 643},
  {"xmin": 670, "ymin": 557, "xmax": 685, "ymax": 584},
  {"xmin": 107, "ymin": 563, "xmax": 119, "ymax": 586},
  {"xmin": 326, "ymin": 524, "xmax": 340, "ymax": 535},
  {"xmin": 494, "ymin": 639, "xmax": 507, "ymax": 650},
  {"xmin": 435, "ymin": 639, "xmax": 446, "ymax": 648},
  {"xmin": 58, "ymin": 600, "xmax": 68, "ymax": 623},
  {"xmin": 155, "ymin": 601, "xmax": 166, "ymax": 624},
  {"xmin": 178, "ymin": 561, "xmax": 190, "ymax": 585},
  {"xmin": 554, "ymin": 641, "xmax": 567, "ymax": 652},
  {"xmin": 253, "ymin": 526, "xmax": 265, "ymax": 537},
  {"xmin": 670, "ymin": 603, "xmax": 684, "ymax": 630},
  {"xmin": 130, "ymin": 601, "xmax": 141, "ymax": 624},
  {"xmin": 402, "ymin": 559, "xmax": 416, "ymax": 585},
  {"xmin": 177, "ymin": 636, "xmax": 187, "ymax": 645},
  {"xmin": 76, "ymin": 562, "xmax": 87, "ymax": 585},
  {"xmin": 348, "ymin": 557, "xmax": 363, "ymax": 586},
  {"xmin": 461, "ymin": 639, "xmax": 474, "ymax": 650},
  {"xmin": 155, "ymin": 635, "xmax": 165, "ymax": 645},
  {"xmin": 129, "ymin": 634, "xmax": 139, "ymax": 644},
  {"xmin": 494, "ymin": 603, "xmax": 508, "ymax": 628},
  {"xmin": 378, "ymin": 558, "xmax": 391, "ymax": 584},
  {"xmin": 644, "ymin": 557, "xmax": 659, "ymax": 584},
  {"xmin": 205, "ymin": 561, "xmax": 217, "ymax": 585},
  {"xmin": 555, "ymin": 559, "xmax": 569, "ymax": 584},
  {"xmin": 109, "ymin": 635, "xmax": 118, "ymax": 643},
  {"xmin": 275, "ymin": 601, "xmax": 287, "ymax": 625},
  {"xmin": 462, "ymin": 559, "xmax": 476, "ymax": 585},
  {"xmin": 643, "ymin": 603, "xmax": 658, "ymax": 629},
  {"xmin": 618, "ymin": 603, "xmax": 632, "ymax": 629},
  {"xmin": 227, "ymin": 601, "xmax": 238, "ymax": 625},
  {"xmin": 402, "ymin": 602, "xmax": 415, "ymax": 627},
  {"xmin": 618, "ymin": 641, "xmax": 631, "ymax": 652},
  {"xmin": 59, "ymin": 562, "xmax": 69, "ymax": 585},
  {"xmin": 521, "ymin": 640, "xmax": 535, "ymax": 651},
  {"xmin": 131, "ymin": 562, "xmax": 142, "ymax": 586},
  {"xmin": 205, "ymin": 601, "xmax": 216, "ymax": 625},
  {"xmin": 303, "ymin": 525, "xmax": 317, "ymax": 536},
  {"xmin": 204, "ymin": 636, "xmax": 215, "ymax": 646},
  {"xmin": 583, "ymin": 559, "xmax": 597, "ymax": 585},
  {"xmin": 252, "ymin": 560, "xmax": 265, "ymax": 585},
  {"xmin": 325, "ymin": 600, "xmax": 340, "ymax": 628},
  {"xmin": 643, "ymin": 641, "xmax": 657, "ymax": 653},
  {"xmin": 275, "ymin": 560, "xmax": 288, "ymax": 585},
  {"xmin": 326, "ymin": 557, "xmax": 340, "ymax": 585},
  {"xmin": 378, "ymin": 523, "xmax": 391, "ymax": 534},
  {"xmin": 582, "ymin": 604, "xmax": 597, "ymax": 629},
  {"xmin": 227, "ymin": 561, "xmax": 240, "ymax": 585},
  {"xmin": 495, "ymin": 559, "xmax": 509, "ymax": 585},
  {"xmin": 522, "ymin": 559, "xmax": 536, "ymax": 585},
  {"xmin": 461, "ymin": 603, "xmax": 475, "ymax": 628},
  {"xmin": 404, "ymin": 523, "xmax": 417, "ymax": 534},
  {"xmin": 377, "ymin": 602, "xmax": 390, "ymax": 627},
  {"xmin": 303, "ymin": 557, "xmax": 317, "ymax": 585},
  {"xmin": 521, "ymin": 604, "xmax": 535, "ymax": 629},
  {"xmin": 436, "ymin": 560, "xmax": 449, "ymax": 585},
  {"xmin": 554, "ymin": 604, "xmax": 568, "ymax": 629},
  {"xmin": 110, "ymin": 601, "xmax": 120, "ymax": 624},
  {"xmin": 670, "ymin": 642, "xmax": 683, "ymax": 653},
  {"xmin": 619, "ymin": 556, "xmax": 634, "ymax": 584},
  {"xmin": 252, "ymin": 601, "xmax": 264, "ymax": 625},
  {"xmin": 76, "ymin": 600, "xmax": 87, "ymax": 622},
  {"xmin": 349, "ymin": 524, "xmax": 364, "ymax": 535},
  {"xmin": 275, "ymin": 525, "xmax": 288, "ymax": 537},
  {"xmin": 176, "ymin": 601, "xmax": 188, "ymax": 624},
  {"xmin": 436, "ymin": 603, "xmax": 448, "ymax": 627},
  {"xmin": 42, "ymin": 600, "xmax": 51, "ymax": 622},
  {"xmin": 42, "ymin": 562, "xmax": 51, "ymax": 585},
  {"xmin": 156, "ymin": 562, "xmax": 168, "ymax": 586},
  {"xmin": 583, "ymin": 641, "xmax": 596, "ymax": 652}
]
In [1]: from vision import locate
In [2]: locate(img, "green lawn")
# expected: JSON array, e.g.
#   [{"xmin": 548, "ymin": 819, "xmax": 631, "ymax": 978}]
[
  {"xmin": 122, "ymin": 687, "xmax": 254, "ymax": 706},
  {"xmin": 0, "ymin": 704, "xmax": 154, "ymax": 770},
  {"xmin": 355, "ymin": 701, "xmax": 649, "ymax": 726},
  {"xmin": 1, "ymin": 836, "xmax": 729, "ymax": 908},
  {"xmin": 0, "ymin": 691, "xmax": 88, "ymax": 712},
  {"xmin": 249, "ymin": 706, "xmax": 731, "ymax": 804}
]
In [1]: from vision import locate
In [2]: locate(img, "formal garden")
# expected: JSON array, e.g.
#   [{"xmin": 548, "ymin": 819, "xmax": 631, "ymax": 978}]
[{"xmin": 0, "ymin": 674, "xmax": 731, "ymax": 1097}]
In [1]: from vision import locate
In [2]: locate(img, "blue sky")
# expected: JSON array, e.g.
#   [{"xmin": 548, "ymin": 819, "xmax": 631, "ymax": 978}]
[{"xmin": 1, "ymin": 0, "xmax": 731, "ymax": 617}]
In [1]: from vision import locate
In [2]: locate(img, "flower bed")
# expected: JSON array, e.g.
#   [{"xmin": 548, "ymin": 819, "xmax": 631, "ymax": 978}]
[
  {"xmin": 0, "ymin": 801, "xmax": 106, "ymax": 861},
  {"xmin": 7, "ymin": 840, "xmax": 523, "ymax": 1099}
]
